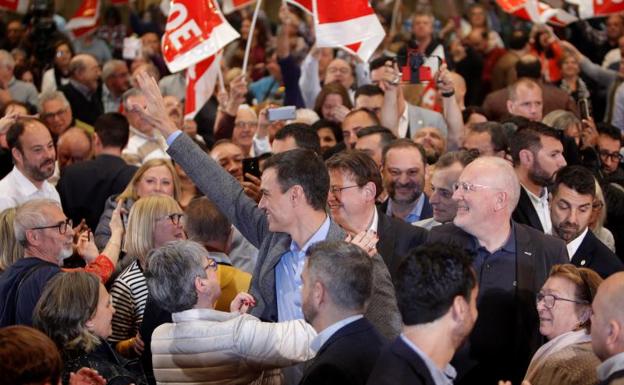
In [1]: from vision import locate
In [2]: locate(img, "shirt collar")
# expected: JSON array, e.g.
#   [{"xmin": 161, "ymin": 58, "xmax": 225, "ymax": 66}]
[
  {"xmin": 387, "ymin": 193, "xmax": 425, "ymax": 221},
  {"xmin": 368, "ymin": 207, "xmax": 379, "ymax": 233},
  {"xmin": 400, "ymin": 334, "xmax": 457, "ymax": 384},
  {"xmin": 129, "ymin": 126, "xmax": 158, "ymax": 140},
  {"xmin": 311, "ymin": 314, "xmax": 363, "ymax": 352},
  {"xmin": 11, "ymin": 166, "xmax": 49, "ymax": 196},
  {"xmin": 523, "ymin": 184, "xmax": 547, "ymax": 203},
  {"xmin": 566, "ymin": 227, "xmax": 589, "ymax": 260},
  {"xmin": 597, "ymin": 351, "xmax": 624, "ymax": 381},
  {"xmin": 69, "ymin": 78, "xmax": 93, "ymax": 98},
  {"xmin": 471, "ymin": 221, "xmax": 516, "ymax": 254},
  {"xmin": 289, "ymin": 215, "xmax": 331, "ymax": 255}
]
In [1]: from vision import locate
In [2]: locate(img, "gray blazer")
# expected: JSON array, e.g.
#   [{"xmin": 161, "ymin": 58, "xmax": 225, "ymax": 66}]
[{"xmin": 168, "ymin": 134, "xmax": 401, "ymax": 338}]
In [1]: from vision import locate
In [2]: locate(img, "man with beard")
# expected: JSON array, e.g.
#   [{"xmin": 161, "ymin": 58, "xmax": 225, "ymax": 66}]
[
  {"xmin": 550, "ymin": 166, "xmax": 623, "ymax": 278},
  {"xmin": 0, "ymin": 199, "xmax": 75, "ymax": 326},
  {"xmin": 380, "ymin": 139, "xmax": 432, "ymax": 223},
  {"xmin": 367, "ymin": 243, "xmax": 478, "ymax": 385},
  {"xmin": 0, "ymin": 118, "xmax": 59, "ymax": 211},
  {"xmin": 511, "ymin": 123, "xmax": 567, "ymax": 233},
  {"xmin": 427, "ymin": 156, "xmax": 567, "ymax": 385},
  {"xmin": 413, "ymin": 127, "xmax": 447, "ymax": 165},
  {"xmin": 299, "ymin": 240, "xmax": 386, "ymax": 385}
]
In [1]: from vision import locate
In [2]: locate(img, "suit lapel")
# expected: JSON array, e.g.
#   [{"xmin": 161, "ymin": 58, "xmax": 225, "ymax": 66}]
[
  {"xmin": 517, "ymin": 189, "xmax": 544, "ymax": 232},
  {"xmin": 570, "ymin": 232, "xmax": 594, "ymax": 268},
  {"xmin": 421, "ymin": 195, "xmax": 433, "ymax": 220},
  {"xmin": 391, "ymin": 338, "xmax": 437, "ymax": 385},
  {"xmin": 514, "ymin": 224, "xmax": 537, "ymax": 293},
  {"xmin": 376, "ymin": 210, "xmax": 396, "ymax": 265}
]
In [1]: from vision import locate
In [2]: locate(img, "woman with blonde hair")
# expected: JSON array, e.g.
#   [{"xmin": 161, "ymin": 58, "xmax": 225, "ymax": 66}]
[
  {"xmin": 33, "ymin": 271, "xmax": 147, "ymax": 385},
  {"xmin": 589, "ymin": 181, "xmax": 616, "ymax": 253},
  {"xmin": 0, "ymin": 207, "xmax": 23, "ymax": 273},
  {"xmin": 524, "ymin": 264, "xmax": 603, "ymax": 385},
  {"xmin": 108, "ymin": 195, "xmax": 186, "ymax": 356},
  {"xmin": 95, "ymin": 158, "xmax": 181, "ymax": 249}
]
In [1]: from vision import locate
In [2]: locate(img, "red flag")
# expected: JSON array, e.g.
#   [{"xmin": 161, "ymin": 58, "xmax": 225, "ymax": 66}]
[
  {"xmin": 496, "ymin": 0, "xmax": 577, "ymax": 26},
  {"xmin": 286, "ymin": 0, "xmax": 312, "ymax": 14},
  {"xmin": 0, "ymin": 0, "xmax": 28, "ymax": 13},
  {"xmin": 162, "ymin": 0, "xmax": 239, "ymax": 73},
  {"xmin": 569, "ymin": 0, "xmax": 624, "ymax": 18},
  {"xmin": 222, "ymin": 0, "xmax": 255, "ymax": 14},
  {"xmin": 185, "ymin": 55, "xmax": 220, "ymax": 119},
  {"xmin": 313, "ymin": 0, "xmax": 385, "ymax": 62},
  {"xmin": 66, "ymin": 0, "xmax": 101, "ymax": 37}
]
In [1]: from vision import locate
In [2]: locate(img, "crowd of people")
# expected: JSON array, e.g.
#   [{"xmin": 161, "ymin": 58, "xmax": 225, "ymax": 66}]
[{"xmin": 1, "ymin": 1, "xmax": 624, "ymax": 385}]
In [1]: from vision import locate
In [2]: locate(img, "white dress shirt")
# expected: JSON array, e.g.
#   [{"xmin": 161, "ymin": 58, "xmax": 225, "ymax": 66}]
[
  {"xmin": 523, "ymin": 185, "xmax": 552, "ymax": 234},
  {"xmin": 0, "ymin": 167, "xmax": 61, "ymax": 212}
]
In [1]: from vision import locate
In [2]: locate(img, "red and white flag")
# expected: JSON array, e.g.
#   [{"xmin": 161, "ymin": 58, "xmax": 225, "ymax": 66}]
[
  {"xmin": 567, "ymin": 0, "xmax": 624, "ymax": 19},
  {"xmin": 0, "ymin": 0, "xmax": 28, "ymax": 13},
  {"xmin": 313, "ymin": 0, "xmax": 385, "ymax": 62},
  {"xmin": 496, "ymin": 0, "xmax": 577, "ymax": 26},
  {"xmin": 222, "ymin": 0, "xmax": 255, "ymax": 14},
  {"xmin": 286, "ymin": 0, "xmax": 312, "ymax": 14},
  {"xmin": 185, "ymin": 54, "xmax": 221, "ymax": 119},
  {"xmin": 162, "ymin": 0, "xmax": 239, "ymax": 73},
  {"xmin": 66, "ymin": 0, "xmax": 102, "ymax": 38}
]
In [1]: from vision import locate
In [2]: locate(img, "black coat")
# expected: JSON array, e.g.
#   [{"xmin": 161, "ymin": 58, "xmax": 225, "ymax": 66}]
[
  {"xmin": 377, "ymin": 195, "xmax": 433, "ymax": 223},
  {"xmin": 427, "ymin": 222, "xmax": 568, "ymax": 385},
  {"xmin": 59, "ymin": 82, "xmax": 104, "ymax": 126},
  {"xmin": 299, "ymin": 317, "xmax": 386, "ymax": 385},
  {"xmin": 376, "ymin": 208, "xmax": 428, "ymax": 281},
  {"xmin": 512, "ymin": 187, "xmax": 544, "ymax": 232},
  {"xmin": 57, "ymin": 154, "xmax": 137, "ymax": 230},
  {"xmin": 367, "ymin": 337, "xmax": 436, "ymax": 385},
  {"xmin": 572, "ymin": 230, "xmax": 624, "ymax": 278}
]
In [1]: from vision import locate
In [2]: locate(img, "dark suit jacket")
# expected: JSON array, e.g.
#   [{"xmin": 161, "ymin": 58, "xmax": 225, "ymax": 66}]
[
  {"xmin": 59, "ymin": 82, "xmax": 104, "ymax": 126},
  {"xmin": 377, "ymin": 195, "xmax": 433, "ymax": 223},
  {"xmin": 168, "ymin": 134, "xmax": 401, "ymax": 338},
  {"xmin": 57, "ymin": 154, "xmax": 137, "ymax": 230},
  {"xmin": 376, "ymin": 208, "xmax": 428, "ymax": 281},
  {"xmin": 482, "ymin": 82, "xmax": 579, "ymax": 122},
  {"xmin": 572, "ymin": 230, "xmax": 624, "ymax": 278},
  {"xmin": 300, "ymin": 317, "xmax": 386, "ymax": 385},
  {"xmin": 367, "ymin": 337, "xmax": 436, "ymax": 385},
  {"xmin": 512, "ymin": 187, "xmax": 544, "ymax": 232},
  {"xmin": 427, "ymin": 222, "xmax": 568, "ymax": 385}
]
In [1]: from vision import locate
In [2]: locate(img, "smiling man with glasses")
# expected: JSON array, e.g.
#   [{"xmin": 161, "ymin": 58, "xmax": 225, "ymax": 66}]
[
  {"xmin": 596, "ymin": 123, "xmax": 624, "ymax": 183},
  {"xmin": 428, "ymin": 156, "xmax": 567, "ymax": 385}
]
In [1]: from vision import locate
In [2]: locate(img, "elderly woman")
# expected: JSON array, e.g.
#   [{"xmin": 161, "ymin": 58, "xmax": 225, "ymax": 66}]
[
  {"xmin": 543, "ymin": 110, "xmax": 582, "ymax": 147},
  {"xmin": 524, "ymin": 264, "xmax": 602, "ymax": 385},
  {"xmin": 108, "ymin": 195, "xmax": 185, "ymax": 356},
  {"xmin": 147, "ymin": 240, "xmax": 316, "ymax": 385},
  {"xmin": 95, "ymin": 158, "xmax": 181, "ymax": 249},
  {"xmin": 33, "ymin": 271, "xmax": 147, "ymax": 385}
]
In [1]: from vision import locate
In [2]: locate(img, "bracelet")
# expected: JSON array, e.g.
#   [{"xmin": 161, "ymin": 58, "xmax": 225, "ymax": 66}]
[{"xmin": 441, "ymin": 90, "xmax": 455, "ymax": 98}]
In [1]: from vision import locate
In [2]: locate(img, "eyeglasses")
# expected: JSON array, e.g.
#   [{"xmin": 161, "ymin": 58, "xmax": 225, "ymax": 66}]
[
  {"xmin": 41, "ymin": 107, "xmax": 68, "ymax": 120},
  {"xmin": 235, "ymin": 121, "xmax": 257, "ymax": 129},
  {"xmin": 452, "ymin": 181, "xmax": 496, "ymax": 193},
  {"xmin": 536, "ymin": 292, "xmax": 588, "ymax": 309},
  {"xmin": 329, "ymin": 185, "xmax": 359, "ymax": 195},
  {"xmin": 203, "ymin": 258, "xmax": 218, "ymax": 272},
  {"xmin": 459, "ymin": 147, "xmax": 481, "ymax": 158},
  {"xmin": 327, "ymin": 67, "xmax": 351, "ymax": 75},
  {"xmin": 31, "ymin": 218, "xmax": 73, "ymax": 234},
  {"xmin": 598, "ymin": 149, "xmax": 623, "ymax": 162},
  {"xmin": 161, "ymin": 213, "xmax": 184, "ymax": 226}
]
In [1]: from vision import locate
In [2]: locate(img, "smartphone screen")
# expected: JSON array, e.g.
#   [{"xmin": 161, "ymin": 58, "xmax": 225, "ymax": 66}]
[{"xmin": 243, "ymin": 157, "xmax": 261, "ymax": 181}]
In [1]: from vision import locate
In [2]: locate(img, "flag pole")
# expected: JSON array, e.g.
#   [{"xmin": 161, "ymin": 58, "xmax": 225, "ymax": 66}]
[{"xmin": 242, "ymin": 0, "xmax": 263, "ymax": 76}]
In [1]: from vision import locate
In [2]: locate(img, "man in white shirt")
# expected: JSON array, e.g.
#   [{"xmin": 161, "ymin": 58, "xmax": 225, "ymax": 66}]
[
  {"xmin": 121, "ymin": 88, "xmax": 169, "ymax": 166},
  {"xmin": 550, "ymin": 165, "xmax": 623, "ymax": 278},
  {"xmin": 0, "ymin": 118, "xmax": 60, "ymax": 211},
  {"xmin": 511, "ymin": 122, "xmax": 567, "ymax": 234}
]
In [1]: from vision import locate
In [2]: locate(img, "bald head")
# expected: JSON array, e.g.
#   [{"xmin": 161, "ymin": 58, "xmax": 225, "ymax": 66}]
[
  {"xmin": 469, "ymin": 156, "xmax": 520, "ymax": 211},
  {"xmin": 69, "ymin": 54, "xmax": 101, "ymax": 91},
  {"xmin": 57, "ymin": 127, "xmax": 92, "ymax": 170},
  {"xmin": 591, "ymin": 272, "xmax": 624, "ymax": 361}
]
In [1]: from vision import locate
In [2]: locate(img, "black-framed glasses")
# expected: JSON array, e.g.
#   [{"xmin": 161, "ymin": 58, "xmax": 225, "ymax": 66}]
[
  {"xmin": 536, "ymin": 292, "xmax": 588, "ymax": 309},
  {"xmin": 161, "ymin": 213, "xmax": 184, "ymax": 226},
  {"xmin": 204, "ymin": 258, "xmax": 218, "ymax": 272},
  {"xmin": 31, "ymin": 218, "xmax": 73, "ymax": 234},
  {"xmin": 329, "ymin": 185, "xmax": 359, "ymax": 195},
  {"xmin": 598, "ymin": 149, "xmax": 623, "ymax": 162}
]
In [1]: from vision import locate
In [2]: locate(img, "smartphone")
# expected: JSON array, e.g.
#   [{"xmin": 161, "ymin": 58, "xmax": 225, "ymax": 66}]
[
  {"xmin": 267, "ymin": 106, "xmax": 296, "ymax": 121},
  {"xmin": 243, "ymin": 157, "xmax": 261, "ymax": 180},
  {"xmin": 579, "ymin": 98, "xmax": 591, "ymax": 120}
]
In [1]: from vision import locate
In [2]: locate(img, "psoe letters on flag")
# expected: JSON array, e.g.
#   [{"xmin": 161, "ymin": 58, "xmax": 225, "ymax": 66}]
[
  {"xmin": 185, "ymin": 54, "xmax": 220, "ymax": 120},
  {"xmin": 162, "ymin": 0, "xmax": 239, "ymax": 73},
  {"xmin": 313, "ymin": 0, "xmax": 385, "ymax": 62}
]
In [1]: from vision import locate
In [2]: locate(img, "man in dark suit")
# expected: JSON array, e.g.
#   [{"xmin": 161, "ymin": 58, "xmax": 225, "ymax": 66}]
[
  {"xmin": 427, "ymin": 156, "xmax": 567, "ymax": 385},
  {"xmin": 325, "ymin": 150, "xmax": 427, "ymax": 280},
  {"xmin": 299, "ymin": 241, "xmax": 386, "ymax": 385},
  {"xmin": 59, "ymin": 54, "xmax": 104, "ymax": 126},
  {"xmin": 57, "ymin": 113, "xmax": 137, "ymax": 230},
  {"xmin": 511, "ymin": 122, "xmax": 567, "ymax": 233},
  {"xmin": 367, "ymin": 243, "xmax": 478, "ymax": 385},
  {"xmin": 132, "ymin": 70, "xmax": 401, "ymax": 340},
  {"xmin": 379, "ymin": 139, "xmax": 433, "ymax": 223},
  {"xmin": 550, "ymin": 166, "xmax": 623, "ymax": 278}
]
